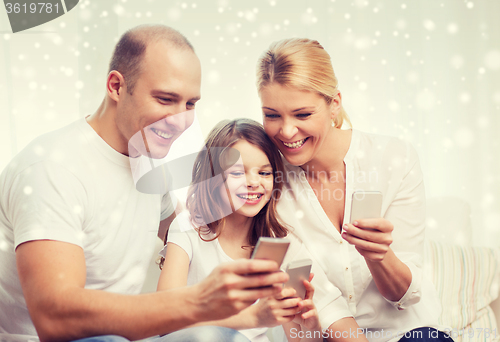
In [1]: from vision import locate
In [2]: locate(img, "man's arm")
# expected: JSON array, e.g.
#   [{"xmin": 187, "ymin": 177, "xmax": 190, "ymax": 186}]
[{"xmin": 17, "ymin": 240, "xmax": 287, "ymax": 342}]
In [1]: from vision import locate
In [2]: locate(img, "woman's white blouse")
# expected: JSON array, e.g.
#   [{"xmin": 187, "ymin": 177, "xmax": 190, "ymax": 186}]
[{"xmin": 276, "ymin": 129, "xmax": 442, "ymax": 342}]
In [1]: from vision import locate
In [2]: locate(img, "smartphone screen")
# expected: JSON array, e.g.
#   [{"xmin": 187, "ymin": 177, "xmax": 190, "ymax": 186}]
[
  {"xmin": 284, "ymin": 258, "xmax": 312, "ymax": 299},
  {"xmin": 350, "ymin": 191, "xmax": 383, "ymax": 223},
  {"xmin": 250, "ymin": 237, "xmax": 290, "ymax": 267}
]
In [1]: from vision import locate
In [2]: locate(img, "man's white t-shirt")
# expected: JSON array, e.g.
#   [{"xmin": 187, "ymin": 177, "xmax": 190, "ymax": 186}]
[{"xmin": 0, "ymin": 118, "xmax": 175, "ymax": 340}]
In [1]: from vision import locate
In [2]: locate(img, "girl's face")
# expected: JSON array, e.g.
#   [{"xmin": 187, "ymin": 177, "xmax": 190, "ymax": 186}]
[
  {"xmin": 260, "ymin": 82, "xmax": 340, "ymax": 166},
  {"xmin": 220, "ymin": 140, "xmax": 274, "ymax": 219}
]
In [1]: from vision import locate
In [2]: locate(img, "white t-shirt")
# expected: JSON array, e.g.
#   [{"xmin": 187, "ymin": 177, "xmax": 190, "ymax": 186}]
[
  {"xmin": 0, "ymin": 118, "xmax": 176, "ymax": 341},
  {"xmin": 276, "ymin": 129, "xmax": 442, "ymax": 342},
  {"xmin": 162, "ymin": 211, "xmax": 344, "ymax": 342}
]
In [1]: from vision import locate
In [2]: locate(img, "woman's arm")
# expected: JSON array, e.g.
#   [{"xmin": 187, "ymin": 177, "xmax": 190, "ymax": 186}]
[
  {"xmin": 341, "ymin": 142, "xmax": 425, "ymax": 303},
  {"xmin": 284, "ymin": 310, "xmax": 370, "ymax": 342},
  {"xmin": 323, "ymin": 318, "xmax": 369, "ymax": 342},
  {"xmin": 341, "ymin": 220, "xmax": 411, "ymax": 301}
]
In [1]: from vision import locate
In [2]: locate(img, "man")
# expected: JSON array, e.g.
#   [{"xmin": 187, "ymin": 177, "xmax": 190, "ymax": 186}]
[{"xmin": 0, "ymin": 25, "xmax": 287, "ymax": 342}]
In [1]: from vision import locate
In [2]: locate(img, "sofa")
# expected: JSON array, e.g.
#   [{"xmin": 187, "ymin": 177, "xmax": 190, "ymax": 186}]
[
  {"xmin": 424, "ymin": 197, "xmax": 500, "ymax": 342},
  {"xmin": 142, "ymin": 196, "xmax": 500, "ymax": 342}
]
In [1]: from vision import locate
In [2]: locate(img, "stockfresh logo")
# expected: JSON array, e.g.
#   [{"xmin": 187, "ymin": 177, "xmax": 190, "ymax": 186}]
[{"xmin": 3, "ymin": 0, "xmax": 79, "ymax": 33}]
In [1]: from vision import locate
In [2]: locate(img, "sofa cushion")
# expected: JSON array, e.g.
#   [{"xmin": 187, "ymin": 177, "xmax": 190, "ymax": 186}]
[{"xmin": 424, "ymin": 240, "xmax": 500, "ymax": 342}]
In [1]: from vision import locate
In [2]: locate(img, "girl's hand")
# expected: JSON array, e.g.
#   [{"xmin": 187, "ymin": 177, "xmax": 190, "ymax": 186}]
[
  {"xmin": 254, "ymin": 287, "xmax": 302, "ymax": 328},
  {"xmin": 293, "ymin": 274, "xmax": 321, "ymax": 331},
  {"xmin": 341, "ymin": 218, "xmax": 394, "ymax": 262}
]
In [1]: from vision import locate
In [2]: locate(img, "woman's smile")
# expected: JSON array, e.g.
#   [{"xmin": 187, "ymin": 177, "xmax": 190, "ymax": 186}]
[
  {"xmin": 261, "ymin": 83, "xmax": 337, "ymax": 166},
  {"xmin": 281, "ymin": 137, "xmax": 309, "ymax": 150}
]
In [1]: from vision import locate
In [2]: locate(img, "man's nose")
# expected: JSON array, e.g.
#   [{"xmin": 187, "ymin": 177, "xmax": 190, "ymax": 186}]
[{"xmin": 164, "ymin": 108, "xmax": 193, "ymax": 132}]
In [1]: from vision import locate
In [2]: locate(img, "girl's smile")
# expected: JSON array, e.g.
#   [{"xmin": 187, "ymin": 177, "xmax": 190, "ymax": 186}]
[
  {"xmin": 235, "ymin": 192, "xmax": 265, "ymax": 205},
  {"xmin": 221, "ymin": 140, "xmax": 274, "ymax": 220}
]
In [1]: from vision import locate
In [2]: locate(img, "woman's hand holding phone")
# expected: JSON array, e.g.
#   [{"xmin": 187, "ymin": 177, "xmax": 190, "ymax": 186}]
[
  {"xmin": 343, "ymin": 191, "xmax": 394, "ymax": 262},
  {"xmin": 342, "ymin": 218, "xmax": 394, "ymax": 262}
]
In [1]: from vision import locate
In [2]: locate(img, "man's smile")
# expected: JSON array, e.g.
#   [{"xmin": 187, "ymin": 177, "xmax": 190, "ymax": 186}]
[{"xmin": 151, "ymin": 127, "xmax": 174, "ymax": 139}]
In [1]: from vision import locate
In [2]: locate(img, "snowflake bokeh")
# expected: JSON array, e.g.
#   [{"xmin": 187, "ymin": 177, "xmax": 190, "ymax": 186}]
[{"xmin": 0, "ymin": 0, "xmax": 499, "ymax": 246}]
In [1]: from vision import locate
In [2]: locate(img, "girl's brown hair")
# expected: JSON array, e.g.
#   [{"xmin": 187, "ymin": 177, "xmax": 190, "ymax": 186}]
[{"xmin": 159, "ymin": 119, "xmax": 288, "ymax": 269}]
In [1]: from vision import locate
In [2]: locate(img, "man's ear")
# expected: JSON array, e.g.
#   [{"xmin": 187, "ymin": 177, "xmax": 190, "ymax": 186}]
[
  {"xmin": 107, "ymin": 71, "xmax": 125, "ymax": 102},
  {"xmin": 330, "ymin": 91, "xmax": 342, "ymax": 121}
]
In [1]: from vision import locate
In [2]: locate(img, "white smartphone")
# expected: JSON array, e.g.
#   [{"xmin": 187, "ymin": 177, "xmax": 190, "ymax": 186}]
[
  {"xmin": 250, "ymin": 237, "xmax": 290, "ymax": 268},
  {"xmin": 284, "ymin": 258, "xmax": 312, "ymax": 300},
  {"xmin": 349, "ymin": 191, "xmax": 383, "ymax": 223}
]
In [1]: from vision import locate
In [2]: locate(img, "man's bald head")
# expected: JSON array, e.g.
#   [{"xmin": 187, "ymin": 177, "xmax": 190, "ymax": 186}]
[{"xmin": 108, "ymin": 24, "xmax": 194, "ymax": 94}]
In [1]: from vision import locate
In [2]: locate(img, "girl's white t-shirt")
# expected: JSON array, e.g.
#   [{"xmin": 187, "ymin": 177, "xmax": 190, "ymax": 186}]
[
  {"xmin": 162, "ymin": 211, "xmax": 345, "ymax": 342},
  {"xmin": 163, "ymin": 212, "xmax": 270, "ymax": 342}
]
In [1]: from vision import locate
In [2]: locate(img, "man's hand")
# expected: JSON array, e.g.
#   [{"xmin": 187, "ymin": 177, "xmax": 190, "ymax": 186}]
[{"xmin": 191, "ymin": 259, "xmax": 289, "ymax": 321}]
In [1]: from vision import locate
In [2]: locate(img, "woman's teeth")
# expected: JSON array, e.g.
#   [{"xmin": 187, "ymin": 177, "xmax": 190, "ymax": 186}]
[
  {"xmin": 283, "ymin": 138, "xmax": 306, "ymax": 149},
  {"xmin": 152, "ymin": 128, "xmax": 173, "ymax": 139},
  {"xmin": 237, "ymin": 194, "xmax": 262, "ymax": 200}
]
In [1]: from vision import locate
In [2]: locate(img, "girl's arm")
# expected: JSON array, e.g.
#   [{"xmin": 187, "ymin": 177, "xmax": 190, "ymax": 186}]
[
  {"xmin": 158, "ymin": 245, "xmax": 300, "ymax": 330},
  {"xmin": 157, "ymin": 242, "xmax": 189, "ymax": 291},
  {"xmin": 283, "ymin": 278, "xmax": 369, "ymax": 342},
  {"xmin": 283, "ymin": 277, "xmax": 322, "ymax": 342},
  {"xmin": 187, "ymin": 286, "xmax": 302, "ymax": 330},
  {"xmin": 157, "ymin": 244, "xmax": 260, "ymax": 330}
]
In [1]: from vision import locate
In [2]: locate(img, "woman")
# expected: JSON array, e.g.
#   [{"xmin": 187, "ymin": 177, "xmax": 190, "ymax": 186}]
[{"xmin": 256, "ymin": 38, "xmax": 452, "ymax": 342}]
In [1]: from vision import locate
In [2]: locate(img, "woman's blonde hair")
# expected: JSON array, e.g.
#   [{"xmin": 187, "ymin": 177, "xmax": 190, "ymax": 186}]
[{"xmin": 257, "ymin": 38, "xmax": 351, "ymax": 128}]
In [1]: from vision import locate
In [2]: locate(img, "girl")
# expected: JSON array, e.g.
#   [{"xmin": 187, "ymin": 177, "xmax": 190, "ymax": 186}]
[{"xmin": 157, "ymin": 119, "xmax": 323, "ymax": 342}]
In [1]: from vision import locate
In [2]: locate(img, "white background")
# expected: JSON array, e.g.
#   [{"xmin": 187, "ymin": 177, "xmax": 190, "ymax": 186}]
[{"xmin": 0, "ymin": 0, "xmax": 499, "ymax": 246}]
